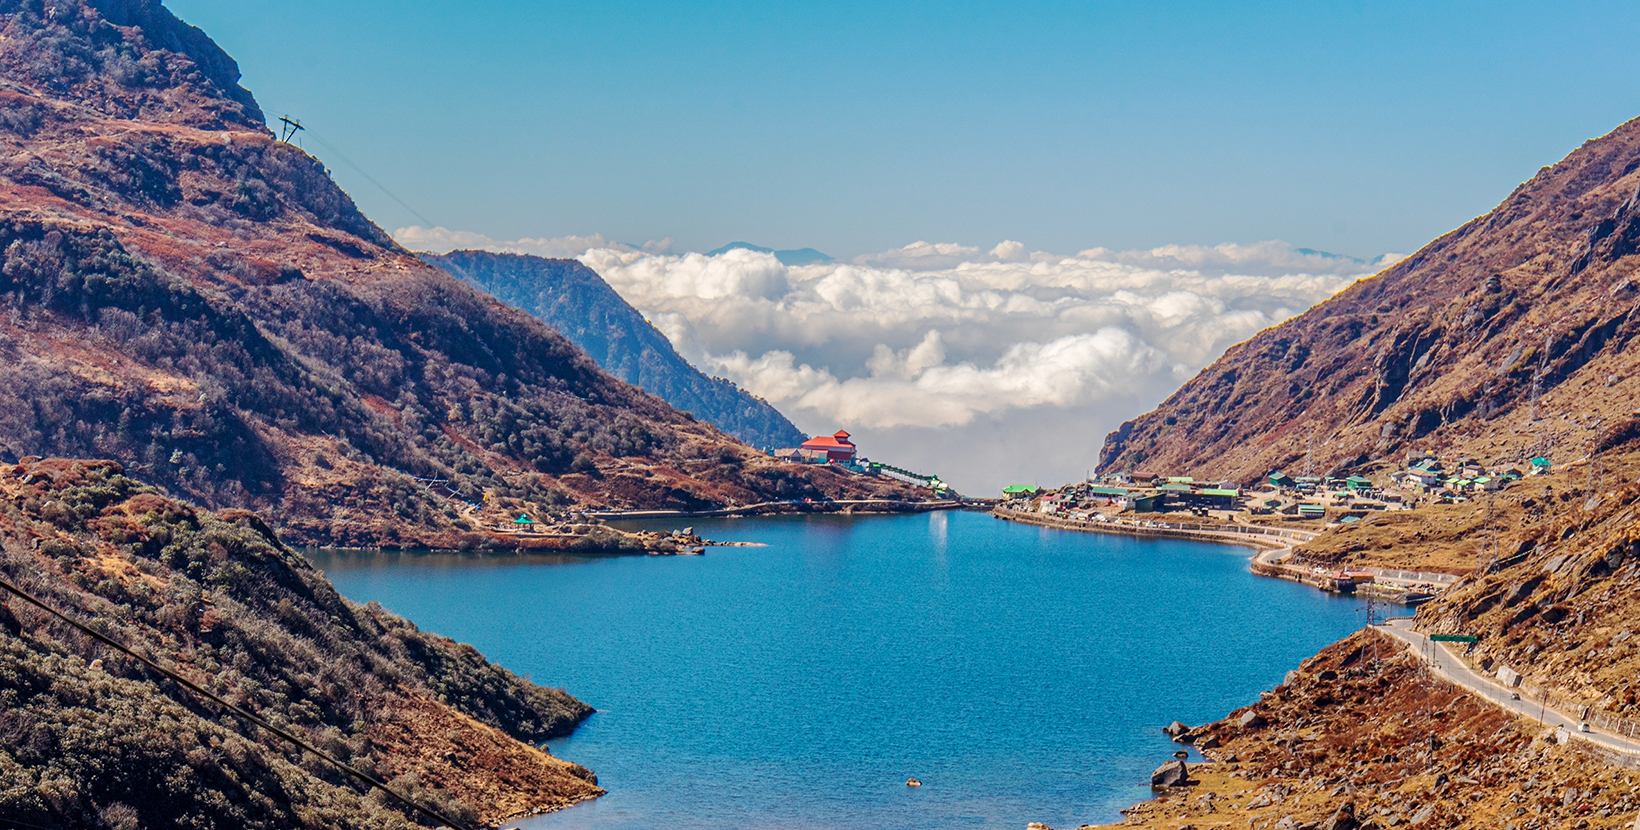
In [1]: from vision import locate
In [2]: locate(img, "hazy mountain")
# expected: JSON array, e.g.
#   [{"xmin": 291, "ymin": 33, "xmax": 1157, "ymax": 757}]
[
  {"xmin": 423, "ymin": 250, "xmax": 808, "ymax": 450},
  {"xmin": 705, "ymin": 241, "xmax": 836, "ymax": 265}
]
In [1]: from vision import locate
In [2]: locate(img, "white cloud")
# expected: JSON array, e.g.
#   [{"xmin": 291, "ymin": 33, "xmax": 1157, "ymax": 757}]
[{"xmin": 413, "ymin": 230, "xmax": 1395, "ymax": 492}]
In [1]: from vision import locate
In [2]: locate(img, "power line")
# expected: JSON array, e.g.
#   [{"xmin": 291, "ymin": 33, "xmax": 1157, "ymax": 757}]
[
  {"xmin": 0, "ymin": 575, "xmax": 474, "ymax": 830},
  {"xmin": 275, "ymin": 115, "xmax": 437, "ymax": 229}
]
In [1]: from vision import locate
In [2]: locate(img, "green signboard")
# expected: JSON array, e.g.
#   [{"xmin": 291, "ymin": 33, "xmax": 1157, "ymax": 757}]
[{"xmin": 1429, "ymin": 634, "xmax": 1478, "ymax": 643}]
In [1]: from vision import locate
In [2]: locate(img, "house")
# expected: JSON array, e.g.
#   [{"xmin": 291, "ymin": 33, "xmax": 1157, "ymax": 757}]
[
  {"xmin": 1087, "ymin": 486, "xmax": 1129, "ymax": 502},
  {"xmin": 1131, "ymin": 493, "xmax": 1168, "ymax": 513},
  {"xmin": 1269, "ymin": 471, "xmax": 1296, "ymax": 489},
  {"xmin": 1002, "ymin": 484, "xmax": 1041, "ymax": 499},
  {"xmin": 1182, "ymin": 488, "xmax": 1241, "ymax": 509},
  {"xmin": 1344, "ymin": 475, "xmax": 1373, "ymax": 491},
  {"xmin": 1297, "ymin": 504, "xmax": 1327, "ymax": 520},
  {"xmin": 1402, "ymin": 467, "xmax": 1442, "ymax": 488},
  {"xmin": 800, "ymin": 430, "xmax": 858, "ymax": 462}
]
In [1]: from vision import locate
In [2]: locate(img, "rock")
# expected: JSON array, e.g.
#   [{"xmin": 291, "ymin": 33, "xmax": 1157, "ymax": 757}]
[
  {"xmin": 1151, "ymin": 760, "xmax": 1190, "ymax": 787},
  {"xmin": 1320, "ymin": 802, "xmax": 1359, "ymax": 830},
  {"xmin": 1197, "ymin": 734, "xmax": 1221, "ymax": 749},
  {"xmin": 1164, "ymin": 720, "xmax": 1190, "ymax": 738},
  {"xmin": 1240, "ymin": 710, "xmax": 1268, "ymax": 729}
]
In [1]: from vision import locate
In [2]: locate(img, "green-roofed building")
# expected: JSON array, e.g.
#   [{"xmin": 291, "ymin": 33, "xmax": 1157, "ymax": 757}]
[
  {"xmin": 1002, "ymin": 484, "xmax": 1041, "ymax": 498},
  {"xmin": 1344, "ymin": 475, "xmax": 1373, "ymax": 490}
]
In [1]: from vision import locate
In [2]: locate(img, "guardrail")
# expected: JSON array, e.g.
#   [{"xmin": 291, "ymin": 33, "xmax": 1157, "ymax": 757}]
[{"xmin": 1362, "ymin": 566, "xmax": 1462, "ymax": 585}]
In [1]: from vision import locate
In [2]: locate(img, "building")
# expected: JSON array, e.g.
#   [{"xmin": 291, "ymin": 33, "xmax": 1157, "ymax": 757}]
[
  {"xmin": 799, "ymin": 430, "xmax": 858, "ymax": 463},
  {"xmin": 1183, "ymin": 487, "xmax": 1241, "ymax": 510},
  {"xmin": 1002, "ymin": 484, "xmax": 1041, "ymax": 499}
]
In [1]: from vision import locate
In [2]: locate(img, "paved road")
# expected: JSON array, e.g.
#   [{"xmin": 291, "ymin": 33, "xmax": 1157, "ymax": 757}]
[{"xmin": 1379, "ymin": 618, "xmax": 1640, "ymax": 757}]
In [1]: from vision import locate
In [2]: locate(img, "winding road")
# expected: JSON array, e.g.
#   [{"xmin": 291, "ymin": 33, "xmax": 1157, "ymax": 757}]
[{"xmin": 1378, "ymin": 618, "xmax": 1640, "ymax": 758}]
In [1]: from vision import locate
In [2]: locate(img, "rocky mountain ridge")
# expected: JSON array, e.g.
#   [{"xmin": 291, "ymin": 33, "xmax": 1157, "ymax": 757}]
[
  {"xmin": 1099, "ymin": 116, "xmax": 1640, "ymax": 484},
  {"xmin": 1088, "ymin": 112, "xmax": 1640, "ymax": 828},
  {"xmin": 0, "ymin": 0, "xmax": 919, "ymax": 549},
  {"xmin": 0, "ymin": 457, "xmax": 602, "ymax": 828}
]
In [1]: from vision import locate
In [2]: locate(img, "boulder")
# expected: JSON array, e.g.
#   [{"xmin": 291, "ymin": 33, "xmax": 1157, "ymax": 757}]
[
  {"xmin": 1196, "ymin": 733, "xmax": 1221, "ymax": 749},
  {"xmin": 1150, "ymin": 760, "xmax": 1190, "ymax": 787},
  {"xmin": 1164, "ymin": 720, "xmax": 1190, "ymax": 738},
  {"xmin": 1240, "ymin": 710, "xmax": 1268, "ymax": 729},
  {"xmin": 1320, "ymin": 802, "xmax": 1359, "ymax": 830}
]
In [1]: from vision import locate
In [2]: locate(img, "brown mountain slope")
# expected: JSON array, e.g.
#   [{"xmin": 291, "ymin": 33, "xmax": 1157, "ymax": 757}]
[
  {"xmin": 0, "ymin": 458, "xmax": 602, "ymax": 828},
  {"xmin": 0, "ymin": 0, "xmax": 918, "ymax": 548},
  {"xmin": 1099, "ymin": 116, "xmax": 1640, "ymax": 482}
]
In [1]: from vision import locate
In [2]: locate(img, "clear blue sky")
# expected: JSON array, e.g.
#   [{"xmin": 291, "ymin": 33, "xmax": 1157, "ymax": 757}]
[{"xmin": 168, "ymin": 0, "xmax": 1640, "ymax": 259}]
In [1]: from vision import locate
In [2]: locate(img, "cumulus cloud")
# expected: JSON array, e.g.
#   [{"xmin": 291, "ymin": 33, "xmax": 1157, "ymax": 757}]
[{"xmin": 412, "ymin": 229, "xmax": 1397, "ymax": 491}]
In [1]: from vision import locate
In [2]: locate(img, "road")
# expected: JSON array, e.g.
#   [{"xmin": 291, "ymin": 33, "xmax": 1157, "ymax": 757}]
[{"xmin": 1378, "ymin": 618, "xmax": 1640, "ymax": 757}]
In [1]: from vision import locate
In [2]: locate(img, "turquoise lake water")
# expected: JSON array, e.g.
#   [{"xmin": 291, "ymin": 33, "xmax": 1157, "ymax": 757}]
[{"xmin": 305, "ymin": 510, "xmax": 1365, "ymax": 829}]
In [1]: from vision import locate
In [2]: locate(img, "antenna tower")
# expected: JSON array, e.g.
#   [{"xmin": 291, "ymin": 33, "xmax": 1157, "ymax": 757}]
[{"xmin": 278, "ymin": 115, "xmax": 305, "ymax": 143}]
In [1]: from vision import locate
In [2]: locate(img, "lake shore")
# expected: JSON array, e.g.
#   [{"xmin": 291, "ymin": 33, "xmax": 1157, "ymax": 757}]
[{"xmin": 991, "ymin": 506, "xmax": 1453, "ymax": 604}]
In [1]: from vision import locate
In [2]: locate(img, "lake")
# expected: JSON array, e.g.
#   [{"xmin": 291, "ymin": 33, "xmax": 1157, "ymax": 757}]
[{"xmin": 305, "ymin": 510, "xmax": 1364, "ymax": 829}]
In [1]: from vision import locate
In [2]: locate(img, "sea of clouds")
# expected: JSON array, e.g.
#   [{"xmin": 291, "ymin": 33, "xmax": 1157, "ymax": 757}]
[{"xmin": 398, "ymin": 226, "xmax": 1397, "ymax": 493}]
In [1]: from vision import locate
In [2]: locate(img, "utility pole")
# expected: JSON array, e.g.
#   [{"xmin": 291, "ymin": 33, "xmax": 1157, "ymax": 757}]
[{"xmin": 278, "ymin": 115, "xmax": 304, "ymax": 143}]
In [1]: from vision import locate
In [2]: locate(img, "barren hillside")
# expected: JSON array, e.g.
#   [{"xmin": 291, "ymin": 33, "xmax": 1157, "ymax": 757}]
[
  {"xmin": 1099, "ymin": 117, "xmax": 1640, "ymax": 484},
  {"xmin": 0, "ymin": 0, "xmax": 918, "ymax": 549}
]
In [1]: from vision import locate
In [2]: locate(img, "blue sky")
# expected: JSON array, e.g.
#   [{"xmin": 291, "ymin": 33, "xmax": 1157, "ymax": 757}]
[{"xmin": 169, "ymin": 0, "xmax": 1640, "ymax": 259}]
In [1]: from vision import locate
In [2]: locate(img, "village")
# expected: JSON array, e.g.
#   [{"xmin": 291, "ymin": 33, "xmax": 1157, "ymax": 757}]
[
  {"xmin": 1003, "ymin": 450, "xmax": 1552, "ymax": 526},
  {"xmin": 771, "ymin": 429, "xmax": 956, "ymax": 495}
]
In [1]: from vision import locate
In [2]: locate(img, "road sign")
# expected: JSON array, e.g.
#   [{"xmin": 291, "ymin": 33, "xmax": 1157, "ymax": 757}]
[{"xmin": 1430, "ymin": 634, "xmax": 1478, "ymax": 643}]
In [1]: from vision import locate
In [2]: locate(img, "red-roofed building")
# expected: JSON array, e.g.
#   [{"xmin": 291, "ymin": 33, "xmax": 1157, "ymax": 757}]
[{"xmin": 799, "ymin": 430, "xmax": 857, "ymax": 462}]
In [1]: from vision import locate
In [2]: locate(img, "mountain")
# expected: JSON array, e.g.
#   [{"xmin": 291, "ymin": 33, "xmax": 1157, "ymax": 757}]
[
  {"xmin": 422, "ymin": 251, "xmax": 808, "ymax": 450},
  {"xmin": 0, "ymin": 0, "xmax": 920, "ymax": 549},
  {"xmin": 704, "ymin": 241, "xmax": 835, "ymax": 265},
  {"xmin": 1089, "ymin": 112, "xmax": 1640, "ymax": 802},
  {"xmin": 0, "ymin": 458, "xmax": 600, "ymax": 827},
  {"xmin": 1099, "ymin": 116, "xmax": 1640, "ymax": 483}
]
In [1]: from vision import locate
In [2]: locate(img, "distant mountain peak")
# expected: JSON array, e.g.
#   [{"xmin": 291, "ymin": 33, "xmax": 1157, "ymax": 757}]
[{"xmin": 706, "ymin": 242, "xmax": 835, "ymax": 266}]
